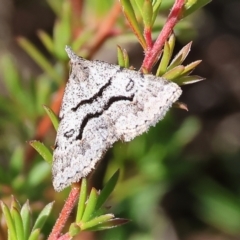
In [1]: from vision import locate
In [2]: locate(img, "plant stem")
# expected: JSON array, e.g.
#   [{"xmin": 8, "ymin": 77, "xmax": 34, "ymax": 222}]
[
  {"xmin": 141, "ymin": 0, "xmax": 185, "ymax": 72},
  {"xmin": 144, "ymin": 27, "xmax": 153, "ymax": 50},
  {"xmin": 57, "ymin": 233, "xmax": 72, "ymax": 240},
  {"xmin": 87, "ymin": 1, "xmax": 122, "ymax": 59},
  {"xmin": 48, "ymin": 185, "xmax": 81, "ymax": 240}
]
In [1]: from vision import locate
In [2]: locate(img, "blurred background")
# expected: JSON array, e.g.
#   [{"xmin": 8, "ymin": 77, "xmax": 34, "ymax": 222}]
[{"xmin": 0, "ymin": 0, "xmax": 240, "ymax": 239}]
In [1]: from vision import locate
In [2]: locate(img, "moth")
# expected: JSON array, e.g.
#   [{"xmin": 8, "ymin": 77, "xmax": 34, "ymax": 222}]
[{"xmin": 52, "ymin": 46, "xmax": 182, "ymax": 191}]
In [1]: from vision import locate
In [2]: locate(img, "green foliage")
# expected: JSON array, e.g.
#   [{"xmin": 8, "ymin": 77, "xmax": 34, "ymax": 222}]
[
  {"xmin": 72, "ymin": 171, "xmax": 128, "ymax": 235},
  {"xmin": 3, "ymin": 1, "xmax": 240, "ymax": 240},
  {"xmin": 0, "ymin": 198, "xmax": 53, "ymax": 240}
]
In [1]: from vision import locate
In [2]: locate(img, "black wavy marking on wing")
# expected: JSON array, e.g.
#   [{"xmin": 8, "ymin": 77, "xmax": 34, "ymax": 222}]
[
  {"xmin": 71, "ymin": 77, "xmax": 112, "ymax": 111},
  {"xmin": 76, "ymin": 94, "xmax": 134, "ymax": 140}
]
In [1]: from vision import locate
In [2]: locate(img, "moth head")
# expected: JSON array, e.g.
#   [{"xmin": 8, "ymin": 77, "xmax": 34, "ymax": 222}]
[{"xmin": 70, "ymin": 61, "xmax": 89, "ymax": 83}]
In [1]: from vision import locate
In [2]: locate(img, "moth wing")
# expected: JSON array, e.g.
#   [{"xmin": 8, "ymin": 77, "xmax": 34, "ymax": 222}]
[{"xmin": 110, "ymin": 71, "xmax": 182, "ymax": 141}]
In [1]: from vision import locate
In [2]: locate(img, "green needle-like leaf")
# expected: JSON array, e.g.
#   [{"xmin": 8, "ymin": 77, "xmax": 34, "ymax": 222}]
[
  {"xmin": 29, "ymin": 141, "xmax": 53, "ymax": 164},
  {"xmin": 81, "ymin": 188, "xmax": 98, "ymax": 222},
  {"xmin": 17, "ymin": 37, "xmax": 60, "ymax": 83},
  {"xmin": 95, "ymin": 170, "xmax": 120, "ymax": 211},
  {"xmin": 134, "ymin": 0, "xmax": 144, "ymax": 17},
  {"xmin": 182, "ymin": 0, "xmax": 212, "ymax": 18},
  {"xmin": 27, "ymin": 161, "xmax": 50, "ymax": 187},
  {"xmin": 12, "ymin": 207, "xmax": 24, "ymax": 240},
  {"xmin": 168, "ymin": 34, "xmax": 176, "ymax": 61},
  {"xmin": 32, "ymin": 202, "xmax": 54, "ymax": 232},
  {"xmin": 46, "ymin": 0, "xmax": 62, "ymax": 16},
  {"xmin": 69, "ymin": 223, "xmax": 81, "ymax": 237},
  {"xmin": 123, "ymin": 49, "xmax": 129, "ymax": 68},
  {"xmin": 152, "ymin": 0, "xmax": 162, "ymax": 26},
  {"xmin": 37, "ymin": 30, "xmax": 54, "ymax": 54},
  {"xmin": 28, "ymin": 229, "xmax": 40, "ymax": 240},
  {"xmin": 142, "ymin": 0, "xmax": 153, "ymax": 29},
  {"xmin": 72, "ymin": 30, "xmax": 92, "ymax": 53},
  {"xmin": 162, "ymin": 65, "xmax": 185, "ymax": 80},
  {"xmin": 20, "ymin": 201, "xmax": 31, "ymax": 240},
  {"xmin": 1, "ymin": 202, "xmax": 17, "ymax": 240},
  {"xmin": 43, "ymin": 105, "xmax": 59, "ymax": 131},
  {"xmin": 174, "ymin": 75, "xmax": 205, "ymax": 85},
  {"xmin": 53, "ymin": 2, "xmax": 71, "ymax": 60},
  {"xmin": 76, "ymin": 178, "xmax": 88, "ymax": 222},
  {"xmin": 84, "ymin": 217, "xmax": 130, "ymax": 231},
  {"xmin": 119, "ymin": 0, "xmax": 147, "ymax": 49},
  {"xmin": 182, "ymin": 60, "xmax": 202, "ymax": 75},
  {"xmin": 81, "ymin": 214, "xmax": 114, "ymax": 231},
  {"xmin": 10, "ymin": 196, "xmax": 21, "ymax": 212},
  {"xmin": 168, "ymin": 42, "xmax": 192, "ymax": 70},
  {"xmin": 156, "ymin": 41, "xmax": 170, "ymax": 76},
  {"xmin": 117, "ymin": 46, "xmax": 125, "ymax": 67}
]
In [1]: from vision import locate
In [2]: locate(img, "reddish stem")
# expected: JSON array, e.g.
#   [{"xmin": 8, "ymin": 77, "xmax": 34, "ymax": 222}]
[
  {"xmin": 87, "ymin": 1, "xmax": 122, "ymax": 59},
  {"xmin": 70, "ymin": 0, "xmax": 84, "ymax": 38},
  {"xmin": 144, "ymin": 27, "xmax": 153, "ymax": 50},
  {"xmin": 57, "ymin": 233, "xmax": 72, "ymax": 240},
  {"xmin": 141, "ymin": 0, "xmax": 185, "ymax": 72},
  {"xmin": 48, "ymin": 185, "xmax": 81, "ymax": 240}
]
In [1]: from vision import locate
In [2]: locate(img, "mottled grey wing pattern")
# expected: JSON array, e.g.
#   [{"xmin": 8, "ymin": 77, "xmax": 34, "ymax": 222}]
[{"xmin": 52, "ymin": 46, "xmax": 182, "ymax": 191}]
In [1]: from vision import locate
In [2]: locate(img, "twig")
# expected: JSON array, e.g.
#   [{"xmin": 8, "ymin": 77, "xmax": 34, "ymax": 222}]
[
  {"xmin": 87, "ymin": 1, "xmax": 122, "ymax": 59},
  {"xmin": 48, "ymin": 184, "xmax": 81, "ymax": 240},
  {"xmin": 141, "ymin": 0, "xmax": 185, "ymax": 72}
]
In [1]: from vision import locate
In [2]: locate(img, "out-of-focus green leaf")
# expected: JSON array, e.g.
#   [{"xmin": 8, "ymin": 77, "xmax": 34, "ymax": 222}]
[
  {"xmin": 37, "ymin": 30, "xmax": 54, "ymax": 54},
  {"xmin": 17, "ymin": 37, "xmax": 60, "ymax": 83},
  {"xmin": 0, "ymin": 54, "xmax": 35, "ymax": 115},
  {"xmin": 27, "ymin": 161, "xmax": 51, "ymax": 187},
  {"xmin": 53, "ymin": 2, "xmax": 71, "ymax": 60},
  {"xmin": 193, "ymin": 178, "xmax": 240, "ymax": 234},
  {"xmin": 29, "ymin": 141, "xmax": 52, "ymax": 164},
  {"xmin": 170, "ymin": 117, "xmax": 201, "ymax": 150},
  {"xmin": 9, "ymin": 147, "xmax": 24, "ymax": 176},
  {"xmin": 46, "ymin": 0, "xmax": 63, "ymax": 16},
  {"xmin": 35, "ymin": 75, "xmax": 52, "ymax": 115},
  {"xmin": 72, "ymin": 30, "xmax": 92, "ymax": 52}
]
